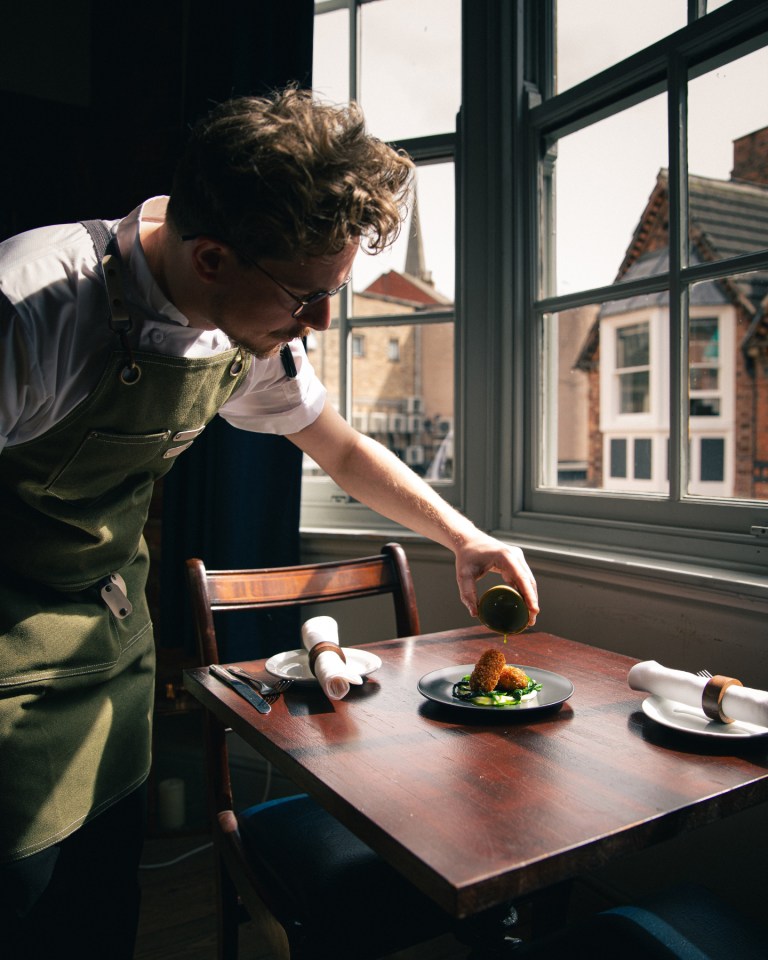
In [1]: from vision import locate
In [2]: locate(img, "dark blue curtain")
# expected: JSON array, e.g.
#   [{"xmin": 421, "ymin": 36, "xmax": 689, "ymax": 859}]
[
  {"xmin": 159, "ymin": 0, "xmax": 315, "ymax": 661},
  {"xmin": 160, "ymin": 421, "xmax": 304, "ymax": 661}
]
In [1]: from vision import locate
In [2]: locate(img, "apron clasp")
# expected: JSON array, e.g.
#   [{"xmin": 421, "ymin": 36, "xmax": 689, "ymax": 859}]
[{"xmin": 98, "ymin": 573, "xmax": 133, "ymax": 619}]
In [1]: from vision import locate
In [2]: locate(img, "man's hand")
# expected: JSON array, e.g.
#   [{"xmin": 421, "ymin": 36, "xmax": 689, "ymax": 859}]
[{"xmin": 452, "ymin": 532, "xmax": 539, "ymax": 625}]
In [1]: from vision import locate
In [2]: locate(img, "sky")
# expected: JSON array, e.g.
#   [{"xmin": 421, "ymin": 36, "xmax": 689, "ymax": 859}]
[
  {"xmin": 313, "ymin": 0, "xmax": 767, "ymax": 301},
  {"xmin": 313, "ymin": 0, "xmax": 460, "ymax": 299},
  {"xmin": 556, "ymin": 1, "xmax": 768, "ymax": 293}
]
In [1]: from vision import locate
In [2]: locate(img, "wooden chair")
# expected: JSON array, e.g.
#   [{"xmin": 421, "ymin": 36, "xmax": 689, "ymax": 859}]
[{"xmin": 185, "ymin": 543, "xmax": 452, "ymax": 960}]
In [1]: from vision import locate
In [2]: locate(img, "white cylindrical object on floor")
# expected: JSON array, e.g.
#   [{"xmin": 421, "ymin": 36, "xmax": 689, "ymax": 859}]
[{"xmin": 158, "ymin": 777, "xmax": 186, "ymax": 831}]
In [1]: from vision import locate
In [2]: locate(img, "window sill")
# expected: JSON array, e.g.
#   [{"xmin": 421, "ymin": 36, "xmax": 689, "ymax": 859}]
[{"xmin": 301, "ymin": 524, "xmax": 768, "ymax": 610}]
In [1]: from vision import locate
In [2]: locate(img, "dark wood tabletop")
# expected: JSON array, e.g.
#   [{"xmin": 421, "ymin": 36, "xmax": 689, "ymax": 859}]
[{"xmin": 183, "ymin": 627, "xmax": 768, "ymax": 918}]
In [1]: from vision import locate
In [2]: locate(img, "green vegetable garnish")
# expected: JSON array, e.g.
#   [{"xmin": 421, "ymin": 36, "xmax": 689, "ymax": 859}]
[{"xmin": 452, "ymin": 673, "xmax": 542, "ymax": 707}]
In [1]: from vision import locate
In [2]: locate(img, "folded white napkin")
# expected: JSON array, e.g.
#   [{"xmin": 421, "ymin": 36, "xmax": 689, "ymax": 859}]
[
  {"xmin": 301, "ymin": 616, "xmax": 363, "ymax": 701},
  {"xmin": 628, "ymin": 660, "xmax": 768, "ymax": 728}
]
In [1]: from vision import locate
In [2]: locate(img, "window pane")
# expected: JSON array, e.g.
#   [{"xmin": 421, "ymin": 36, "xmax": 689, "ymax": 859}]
[
  {"xmin": 359, "ymin": 0, "xmax": 461, "ymax": 141},
  {"xmin": 616, "ymin": 323, "xmax": 649, "ymax": 368},
  {"xmin": 353, "ymin": 161, "xmax": 455, "ymax": 305},
  {"xmin": 543, "ymin": 296, "xmax": 668, "ymax": 494},
  {"xmin": 619, "ymin": 371, "xmax": 650, "ymax": 414},
  {"xmin": 549, "ymin": 94, "xmax": 667, "ymax": 296},
  {"xmin": 700, "ymin": 438, "xmax": 725, "ymax": 482},
  {"xmin": 690, "ymin": 317, "xmax": 719, "ymax": 365},
  {"xmin": 688, "ymin": 47, "xmax": 768, "ymax": 266},
  {"xmin": 556, "ymin": 0, "xmax": 685, "ymax": 93},
  {"xmin": 544, "ymin": 308, "xmax": 594, "ymax": 488},
  {"xmin": 634, "ymin": 438, "xmax": 652, "ymax": 479},
  {"xmin": 687, "ymin": 273, "xmax": 768, "ymax": 501},
  {"xmin": 350, "ymin": 321, "xmax": 454, "ymax": 481},
  {"xmin": 690, "ymin": 368, "xmax": 719, "ymax": 392},
  {"xmin": 312, "ymin": 7, "xmax": 350, "ymax": 104},
  {"xmin": 610, "ymin": 439, "xmax": 627, "ymax": 478}
]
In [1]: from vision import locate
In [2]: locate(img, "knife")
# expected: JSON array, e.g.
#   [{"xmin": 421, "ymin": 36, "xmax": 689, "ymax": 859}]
[{"xmin": 209, "ymin": 663, "xmax": 271, "ymax": 714}]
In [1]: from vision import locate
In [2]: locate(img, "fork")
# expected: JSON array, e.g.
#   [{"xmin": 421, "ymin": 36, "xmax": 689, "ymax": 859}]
[
  {"xmin": 696, "ymin": 669, "xmax": 713, "ymax": 679},
  {"xmin": 225, "ymin": 666, "xmax": 293, "ymax": 703}
]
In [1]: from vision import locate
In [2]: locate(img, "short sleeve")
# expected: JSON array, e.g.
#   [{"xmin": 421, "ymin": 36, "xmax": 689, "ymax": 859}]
[{"xmin": 217, "ymin": 339, "xmax": 326, "ymax": 435}]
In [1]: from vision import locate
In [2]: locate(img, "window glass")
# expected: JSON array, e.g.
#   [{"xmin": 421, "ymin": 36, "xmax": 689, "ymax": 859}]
[
  {"xmin": 686, "ymin": 274, "xmax": 767, "ymax": 502},
  {"xmin": 353, "ymin": 162, "xmax": 455, "ymax": 301},
  {"xmin": 634, "ymin": 438, "xmax": 652, "ymax": 479},
  {"xmin": 610, "ymin": 438, "xmax": 627, "ymax": 478},
  {"xmin": 616, "ymin": 320, "xmax": 650, "ymax": 415},
  {"xmin": 312, "ymin": 6, "xmax": 350, "ymax": 103},
  {"xmin": 543, "ymin": 295, "xmax": 668, "ymax": 495},
  {"xmin": 358, "ymin": 0, "xmax": 461, "ymax": 141},
  {"xmin": 549, "ymin": 93, "xmax": 667, "ymax": 297},
  {"xmin": 689, "ymin": 317, "xmax": 720, "ymax": 415},
  {"xmin": 556, "ymin": 0, "xmax": 685, "ymax": 93},
  {"xmin": 700, "ymin": 438, "xmax": 725, "ymax": 483},
  {"xmin": 688, "ymin": 47, "xmax": 768, "ymax": 266},
  {"xmin": 528, "ymin": 2, "xmax": 768, "ymax": 567},
  {"xmin": 306, "ymin": 4, "xmax": 458, "ymax": 506},
  {"xmin": 545, "ymin": 306, "xmax": 593, "ymax": 488},
  {"xmin": 348, "ymin": 320, "xmax": 454, "ymax": 481}
]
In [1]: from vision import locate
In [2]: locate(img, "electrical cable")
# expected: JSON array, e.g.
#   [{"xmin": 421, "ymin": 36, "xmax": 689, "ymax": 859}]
[{"xmin": 139, "ymin": 841, "xmax": 213, "ymax": 870}]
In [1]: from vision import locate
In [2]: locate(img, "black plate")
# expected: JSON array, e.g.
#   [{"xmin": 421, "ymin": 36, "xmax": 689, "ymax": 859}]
[{"xmin": 417, "ymin": 664, "xmax": 574, "ymax": 713}]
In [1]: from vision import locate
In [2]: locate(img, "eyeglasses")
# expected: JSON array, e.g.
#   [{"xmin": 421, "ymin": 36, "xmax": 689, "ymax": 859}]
[
  {"xmin": 251, "ymin": 261, "xmax": 351, "ymax": 319},
  {"xmin": 180, "ymin": 234, "xmax": 351, "ymax": 320}
]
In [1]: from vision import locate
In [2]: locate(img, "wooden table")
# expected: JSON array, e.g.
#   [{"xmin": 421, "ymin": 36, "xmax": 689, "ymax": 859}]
[{"xmin": 184, "ymin": 627, "xmax": 768, "ymax": 919}]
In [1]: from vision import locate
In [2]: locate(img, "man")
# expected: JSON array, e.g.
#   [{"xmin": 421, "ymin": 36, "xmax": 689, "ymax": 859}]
[{"xmin": 0, "ymin": 88, "xmax": 539, "ymax": 957}]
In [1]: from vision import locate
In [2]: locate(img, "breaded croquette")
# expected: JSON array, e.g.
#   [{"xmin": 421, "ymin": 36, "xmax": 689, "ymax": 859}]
[
  {"xmin": 496, "ymin": 665, "xmax": 530, "ymax": 691},
  {"xmin": 469, "ymin": 648, "xmax": 506, "ymax": 692}
]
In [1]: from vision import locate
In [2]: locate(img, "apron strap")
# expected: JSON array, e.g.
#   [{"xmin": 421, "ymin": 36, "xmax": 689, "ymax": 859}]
[
  {"xmin": 80, "ymin": 219, "xmax": 114, "ymax": 260},
  {"xmin": 80, "ymin": 220, "xmax": 141, "ymax": 385}
]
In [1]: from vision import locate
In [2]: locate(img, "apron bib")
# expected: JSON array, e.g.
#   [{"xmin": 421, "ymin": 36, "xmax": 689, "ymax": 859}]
[{"xmin": 0, "ymin": 251, "xmax": 251, "ymax": 860}]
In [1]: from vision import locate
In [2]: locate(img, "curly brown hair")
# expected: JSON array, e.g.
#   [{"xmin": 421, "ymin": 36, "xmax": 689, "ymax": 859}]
[{"xmin": 166, "ymin": 87, "xmax": 414, "ymax": 262}]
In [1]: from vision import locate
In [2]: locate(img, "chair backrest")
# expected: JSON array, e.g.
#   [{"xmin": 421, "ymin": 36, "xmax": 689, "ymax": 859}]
[{"xmin": 186, "ymin": 541, "xmax": 420, "ymax": 667}]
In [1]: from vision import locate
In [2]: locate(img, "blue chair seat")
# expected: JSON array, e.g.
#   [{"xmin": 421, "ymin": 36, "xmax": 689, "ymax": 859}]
[
  {"xmin": 238, "ymin": 794, "xmax": 453, "ymax": 959},
  {"xmin": 513, "ymin": 883, "xmax": 767, "ymax": 960}
]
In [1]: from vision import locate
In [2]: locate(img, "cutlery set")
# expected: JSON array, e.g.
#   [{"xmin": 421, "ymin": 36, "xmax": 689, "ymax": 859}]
[{"xmin": 208, "ymin": 663, "xmax": 292, "ymax": 714}]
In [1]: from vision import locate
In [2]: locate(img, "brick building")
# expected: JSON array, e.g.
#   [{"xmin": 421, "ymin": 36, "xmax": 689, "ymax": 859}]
[
  {"xmin": 574, "ymin": 127, "xmax": 768, "ymax": 499},
  {"xmin": 306, "ymin": 202, "xmax": 455, "ymax": 479}
]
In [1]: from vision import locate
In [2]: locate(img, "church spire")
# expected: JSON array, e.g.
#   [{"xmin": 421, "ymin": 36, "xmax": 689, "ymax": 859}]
[{"xmin": 403, "ymin": 190, "xmax": 433, "ymax": 286}]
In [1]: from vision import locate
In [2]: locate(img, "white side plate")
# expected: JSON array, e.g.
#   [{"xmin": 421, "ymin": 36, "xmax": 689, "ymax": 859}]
[
  {"xmin": 265, "ymin": 647, "xmax": 382, "ymax": 684},
  {"xmin": 642, "ymin": 695, "xmax": 768, "ymax": 738}
]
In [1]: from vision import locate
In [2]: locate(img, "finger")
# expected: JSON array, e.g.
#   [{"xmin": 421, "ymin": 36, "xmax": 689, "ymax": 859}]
[
  {"xmin": 456, "ymin": 570, "xmax": 479, "ymax": 618},
  {"xmin": 512, "ymin": 575, "xmax": 539, "ymax": 626}
]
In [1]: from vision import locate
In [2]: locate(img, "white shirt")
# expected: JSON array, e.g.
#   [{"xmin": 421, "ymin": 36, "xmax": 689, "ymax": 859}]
[{"xmin": 0, "ymin": 197, "xmax": 326, "ymax": 454}]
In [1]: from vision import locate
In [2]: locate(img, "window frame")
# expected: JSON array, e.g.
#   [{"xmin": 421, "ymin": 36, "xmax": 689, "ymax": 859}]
[
  {"xmin": 303, "ymin": 0, "xmax": 460, "ymax": 529},
  {"xmin": 305, "ymin": 0, "xmax": 768, "ymax": 577},
  {"xmin": 506, "ymin": 0, "xmax": 768, "ymax": 572}
]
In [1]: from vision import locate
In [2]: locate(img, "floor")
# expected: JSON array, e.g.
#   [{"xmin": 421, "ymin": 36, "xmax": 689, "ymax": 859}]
[{"xmin": 135, "ymin": 834, "xmax": 476, "ymax": 960}]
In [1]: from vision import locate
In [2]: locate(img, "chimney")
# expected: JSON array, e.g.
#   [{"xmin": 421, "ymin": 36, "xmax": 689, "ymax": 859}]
[{"xmin": 731, "ymin": 126, "xmax": 768, "ymax": 187}]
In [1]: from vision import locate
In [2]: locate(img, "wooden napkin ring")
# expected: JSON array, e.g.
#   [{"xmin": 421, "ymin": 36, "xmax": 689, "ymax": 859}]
[
  {"xmin": 308, "ymin": 642, "xmax": 347, "ymax": 677},
  {"xmin": 702, "ymin": 675, "xmax": 743, "ymax": 723}
]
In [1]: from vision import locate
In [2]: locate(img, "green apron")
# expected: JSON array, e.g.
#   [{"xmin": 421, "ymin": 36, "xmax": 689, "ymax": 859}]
[{"xmin": 0, "ymin": 266, "xmax": 251, "ymax": 861}]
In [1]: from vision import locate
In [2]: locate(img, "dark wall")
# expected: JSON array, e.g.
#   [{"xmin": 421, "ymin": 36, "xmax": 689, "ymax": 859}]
[
  {"xmin": 1, "ymin": 0, "xmax": 315, "ymax": 660},
  {"xmin": 0, "ymin": 0, "xmax": 313, "ymax": 238}
]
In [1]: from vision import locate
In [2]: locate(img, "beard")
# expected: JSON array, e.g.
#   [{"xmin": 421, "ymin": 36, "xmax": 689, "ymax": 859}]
[{"xmin": 229, "ymin": 327, "xmax": 310, "ymax": 361}]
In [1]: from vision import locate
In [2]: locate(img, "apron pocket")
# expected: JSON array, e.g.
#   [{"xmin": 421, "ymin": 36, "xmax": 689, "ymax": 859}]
[{"xmin": 46, "ymin": 429, "xmax": 172, "ymax": 500}]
